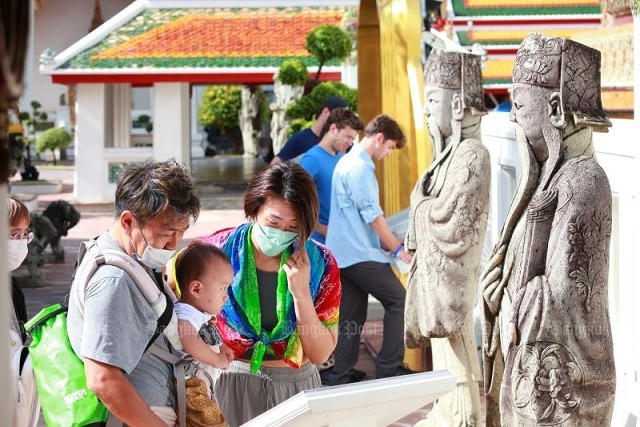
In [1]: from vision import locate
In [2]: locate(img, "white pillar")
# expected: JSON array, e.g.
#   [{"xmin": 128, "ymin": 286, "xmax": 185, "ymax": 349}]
[
  {"xmin": 112, "ymin": 83, "xmax": 131, "ymax": 148},
  {"xmin": 153, "ymin": 82, "xmax": 190, "ymax": 166},
  {"xmin": 75, "ymin": 83, "xmax": 109, "ymax": 203},
  {"xmin": 0, "ymin": 184, "xmax": 12, "ymax": 425},
  {"xmin": 191, "ymin": 85, "xmax": 206, "ymax": 158}
]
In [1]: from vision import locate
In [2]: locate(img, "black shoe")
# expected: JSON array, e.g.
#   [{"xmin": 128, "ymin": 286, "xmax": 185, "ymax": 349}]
[
  {"xmin": 320, "ymin": 367, "xmax": 366, "ymax": 386},
  {"xmin": 350, "ymin": 368, "xmax": 366, "ymax": 381},
  {"xmin": 393, "ymin": 364, "xmax": 419, "ymax": 376},
  {"xmin": 377, "ymin": 364, "xmax": 419, "ymax": 379}
]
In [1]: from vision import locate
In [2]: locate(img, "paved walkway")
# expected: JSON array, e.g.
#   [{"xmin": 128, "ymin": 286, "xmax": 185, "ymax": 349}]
[{"xmin": 12, "ymin": 157, "xmax": 435, "ymax": 426}]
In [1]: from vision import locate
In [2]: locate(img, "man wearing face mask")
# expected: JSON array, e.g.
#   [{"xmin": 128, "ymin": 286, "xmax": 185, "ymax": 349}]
[
  {"xmin": 6, "ymin": 196, "xmax": 33, "ymax": 342},
  {"xmin": 67, "ymin": 159, "xmax": 200, "ymax": 426}
]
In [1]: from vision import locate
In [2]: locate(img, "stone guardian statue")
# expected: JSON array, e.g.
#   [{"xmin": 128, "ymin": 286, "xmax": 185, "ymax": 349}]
[
  {"xmin": 405, "ymin": 48, "xmax": 490, "ymax": 426},
  {"xmin": 480, "ymin": 33, "xmax": 616, "ymax": 426}
]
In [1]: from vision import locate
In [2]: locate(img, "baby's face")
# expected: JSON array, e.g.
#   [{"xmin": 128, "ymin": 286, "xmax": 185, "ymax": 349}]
[{"xmin": 199, "ymin": 259, "xmax": 233, "ymax": 315}]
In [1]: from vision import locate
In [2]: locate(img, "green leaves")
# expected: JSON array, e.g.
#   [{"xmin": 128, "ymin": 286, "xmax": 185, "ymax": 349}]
[
  {"xmin": 285, "ymin": 81, "xmax": 357, "ymax": 121},
  {"xmin": 36, "ymin": 127, "xmax": 72, "ymax": 166},
  {"xmin": 277, "ymin": 59, "xmax": 308, "ymax": 86},
  {"xmin": 306, "ymin": 24, "xmax": 352, "ymax": 65},
  {"xmin": 197, "ymin": 85, "xmax": 242, "ymax": 133}
]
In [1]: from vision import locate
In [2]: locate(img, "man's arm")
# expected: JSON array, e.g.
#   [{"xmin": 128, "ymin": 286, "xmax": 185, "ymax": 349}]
[
  {"xmin": 84, "ymin": 358, "xmax": 167, "ymax": 426},
  {"xmin": 370, "ymin": 215, "xmax": 412, "ymax": 263},
  {"xmin": 314, "ymin": 222, "xmax": 328, "ymax": 238}
]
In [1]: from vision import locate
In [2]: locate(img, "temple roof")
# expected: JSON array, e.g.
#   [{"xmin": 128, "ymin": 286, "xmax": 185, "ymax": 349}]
[
  {"xmin": 451, "ymin": 0, "xmax": 600, "ymax": 16},
  {"xmin": 42, "ymin": 0, "xmax": 358, "ymax": 85},
  {"xmin": 448, "ymin": 0, "xmax": 603, "ymax": 90}
]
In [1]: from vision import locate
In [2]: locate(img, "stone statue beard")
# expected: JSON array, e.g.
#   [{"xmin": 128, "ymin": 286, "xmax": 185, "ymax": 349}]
[
  {"xmin": 538, "ymin": 120, "xmax": 564, "ymax": 191},
  {"xmin": 427, "ymin": 115, "xmax": 446, "ymax": 156}
]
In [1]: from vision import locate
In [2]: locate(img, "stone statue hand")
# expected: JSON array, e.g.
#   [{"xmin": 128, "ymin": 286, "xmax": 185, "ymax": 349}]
[{"xmin": 481, "ymin": 245, "xmax": 507, "ymax": 315}]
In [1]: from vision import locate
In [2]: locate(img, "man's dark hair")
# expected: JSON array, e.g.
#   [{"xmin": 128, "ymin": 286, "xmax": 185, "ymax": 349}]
[
  {"xmin": 316, "ymin": 95, "xmax": 348, "ymax": 116},
  {"xmin": 320, "ymin": 108, "xmax": 365, "ymax": 137},
  {"xmin": 114, "ymin": 159, "xmax": 200, "ymax": 223},
  {"xmin": 364, "ymin": 114, "xmax": 407, "ymax": 149},
  {"xmin": 244, "ymin": 162, "xmax": 319, "ymax": 244}
]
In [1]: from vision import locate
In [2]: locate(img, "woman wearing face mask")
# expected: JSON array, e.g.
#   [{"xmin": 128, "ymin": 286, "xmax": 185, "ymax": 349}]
[
  {"xmin": 196, "ymin": 162, "xmax": 341, "ymax": 426},
  {"xmin": 6, "ymin": 196, "xmax": 33, "ymax": 342}
]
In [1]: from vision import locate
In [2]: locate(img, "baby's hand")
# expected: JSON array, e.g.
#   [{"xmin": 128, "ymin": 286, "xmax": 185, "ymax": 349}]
[{"xmin": 220, "ymin": 344, "xmax": 235, "ymax": 363}]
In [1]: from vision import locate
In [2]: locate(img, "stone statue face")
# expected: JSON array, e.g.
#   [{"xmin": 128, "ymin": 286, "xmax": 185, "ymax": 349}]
[
  {"xmin": 510, "ymin": 83, "xmax": 552, "ymax": 162},
  {"xmin": 424, "ymin": 85, "xmax": 455, "ymax": 140}
]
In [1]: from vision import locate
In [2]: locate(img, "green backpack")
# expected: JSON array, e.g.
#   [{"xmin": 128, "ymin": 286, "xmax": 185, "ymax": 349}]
[
  {"xmin": 25, "ymin": 240, "xmax": 179, "ymax": 427},
  {"xmin": 25, "ymin": 304, "xmax": 109, "ymax": 426}
]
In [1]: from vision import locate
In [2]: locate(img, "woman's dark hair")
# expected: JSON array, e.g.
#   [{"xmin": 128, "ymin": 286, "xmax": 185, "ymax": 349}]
[
  {"xmin": 114, "ymin": 159, "xmax": 200, "ymax": 224},
  {"xmin": 175, "ymin": 243, "xmax": 230, "ymax": 295},
  {"xmin": 244, "ymin": 162, "xmax": 319, "ymax": 244}
]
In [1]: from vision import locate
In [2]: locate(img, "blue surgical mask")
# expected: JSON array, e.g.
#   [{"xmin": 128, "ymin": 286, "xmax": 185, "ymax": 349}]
[{"xmin": 253, "ymin": 224, "xmax": 298, "ymax": 257}]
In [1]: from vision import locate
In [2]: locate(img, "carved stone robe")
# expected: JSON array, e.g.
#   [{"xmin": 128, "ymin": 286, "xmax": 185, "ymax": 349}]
[
  {"xmin": 406, "ymin": 136, "xmax": 490, "ymax": 344},
  {"xmin": 497, "ymin": 154, "xmax": 615, "ymax": 425},
  {"xmin": 406, "ymin": 135, "xmax": 490, "ymax": 426}
]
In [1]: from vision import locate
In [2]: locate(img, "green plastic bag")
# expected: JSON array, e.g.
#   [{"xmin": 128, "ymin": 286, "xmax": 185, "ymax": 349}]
[{"xmin": 25, "ymin": 304, "xmax": 109, "ymax": 427}]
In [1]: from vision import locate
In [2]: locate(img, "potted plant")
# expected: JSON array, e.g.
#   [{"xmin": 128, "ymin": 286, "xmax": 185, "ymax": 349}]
[{"xmin": 16, "ymin": 100, "xmax": 49, "ymax": 181}]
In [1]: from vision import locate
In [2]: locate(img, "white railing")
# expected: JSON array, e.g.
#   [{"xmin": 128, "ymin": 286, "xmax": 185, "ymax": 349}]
[{"xmin": 242, "ymin": 370, "xmax": 455, "ymax": 427}]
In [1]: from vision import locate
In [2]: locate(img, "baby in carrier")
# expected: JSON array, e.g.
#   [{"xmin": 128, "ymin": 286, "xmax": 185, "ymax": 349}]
[{"xmin": 169, "ymin": 243, "xmax": 235, "ymax": 426}]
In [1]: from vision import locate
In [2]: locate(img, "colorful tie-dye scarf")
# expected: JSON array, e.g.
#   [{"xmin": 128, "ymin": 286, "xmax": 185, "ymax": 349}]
[{"xmin": 197, "ymin": 223, "xmax": 341, "ymax": 373}]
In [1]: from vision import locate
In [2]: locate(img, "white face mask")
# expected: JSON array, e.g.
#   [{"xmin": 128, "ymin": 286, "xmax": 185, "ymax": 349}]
[
  {"xmin": 132, "ymin": 223, "xmax": 176, "ymax": 270},
  {"xmin": 137, "ymin": 245, "xmax": 176, "ymax": 270},
  {"xmin": 7, "ymin": 239, "xmax": 28, "ymax": 271}
]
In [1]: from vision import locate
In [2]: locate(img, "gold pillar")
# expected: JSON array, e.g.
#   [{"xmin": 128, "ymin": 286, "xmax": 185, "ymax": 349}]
[{"xmin": 359, "ymin": 0, "xmax": 429, "ymax": 216}]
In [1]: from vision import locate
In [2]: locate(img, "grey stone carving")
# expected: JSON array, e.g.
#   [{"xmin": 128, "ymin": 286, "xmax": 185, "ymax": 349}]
[
  {"xmin": 480, "ymin": 33, "xmax": 615, "ymax": 426},
  {"xmin": 25, "ymin": 200, "xmax": 80, "ymax": 283},
  {"xmin": 405, "ymin": 48, "xmax": 490, "ymax": 427}
]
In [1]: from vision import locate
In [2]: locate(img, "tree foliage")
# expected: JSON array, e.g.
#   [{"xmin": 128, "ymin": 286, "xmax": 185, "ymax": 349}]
[
  {"xmin": 306, "ymin": 25, "xmax": 352, "ymax": 80},
  {"xmin": 277, "ymin": 59, "xmax": 308, "ymax": 86},
  {"xmin": 197, "ymin": 85, "xmax": 242, "ymax": 133},
  {"xmin": 285, "ymin": 81, "xmax": 357, "ymax": 122},
  {"xmin": 36, "ymin": 127, "xmax": 71, "ymax": 166}
]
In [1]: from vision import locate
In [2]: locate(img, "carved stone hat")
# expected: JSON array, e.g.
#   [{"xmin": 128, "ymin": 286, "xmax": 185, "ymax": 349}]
[
  {"xmin": 423, "ymin": 48, "xmax": 487, "ymax": 116},
  {"xmin": 513, "ymin": 33, "xmax": 611, "ymax": 130}
]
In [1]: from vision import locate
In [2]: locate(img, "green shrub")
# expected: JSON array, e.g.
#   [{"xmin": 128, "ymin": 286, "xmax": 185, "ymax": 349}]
[
  {"xmin": 306, "ymin": 25, "xmax": 352, "ymax": 80},
  {"xmin": 285, "ymin": 81, "xmax": 357, "ymax": 121},
  {"xmin": 277, "ymin": 59, "xmax": 308, "ymax": 86},
  {"xmin": 36, "ymin": 127, "xmax": 71, "ymax": 166},
  {"xmin": 197, "ymin": 85, "xmax": 242, "ymax": 133}
]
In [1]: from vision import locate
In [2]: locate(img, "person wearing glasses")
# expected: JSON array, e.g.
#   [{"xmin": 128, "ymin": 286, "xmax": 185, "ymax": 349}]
[{"xmin": 6, "ymin": 196, "xmax": 34, "ymax": 341}]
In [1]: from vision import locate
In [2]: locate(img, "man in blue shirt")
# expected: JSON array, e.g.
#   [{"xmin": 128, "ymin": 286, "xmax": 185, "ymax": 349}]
[
  {"xmin": 271, "ymin": 95, "xmax": 348, "ymax": 164},
  {"xmin": 322, "ymin": 114, "xmax": 414, "ymax": 385},
  {"xmin": 300, "ymin": 108, "xmax": 364, "ymax": 244}
]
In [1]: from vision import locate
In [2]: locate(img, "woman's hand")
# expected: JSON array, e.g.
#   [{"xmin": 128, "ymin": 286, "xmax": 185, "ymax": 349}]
[{"xmin": 282, "ymin": 248, "xmax": 312, "ymax": 300}]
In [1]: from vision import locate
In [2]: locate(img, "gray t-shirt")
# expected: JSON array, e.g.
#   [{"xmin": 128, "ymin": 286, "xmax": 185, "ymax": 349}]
[{"xmin": 67, "ymin": 232, "xmax": 175, "ymax": 408}]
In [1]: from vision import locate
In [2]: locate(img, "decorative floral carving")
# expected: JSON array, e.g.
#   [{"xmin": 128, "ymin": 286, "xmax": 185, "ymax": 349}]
[
  {"xmin": 568, "ymin": 210, "xmax": 611, "ymax": 311},
  {"xmin": 511, "ymin": 341, "xmax": 583, "ymax": 425}
]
